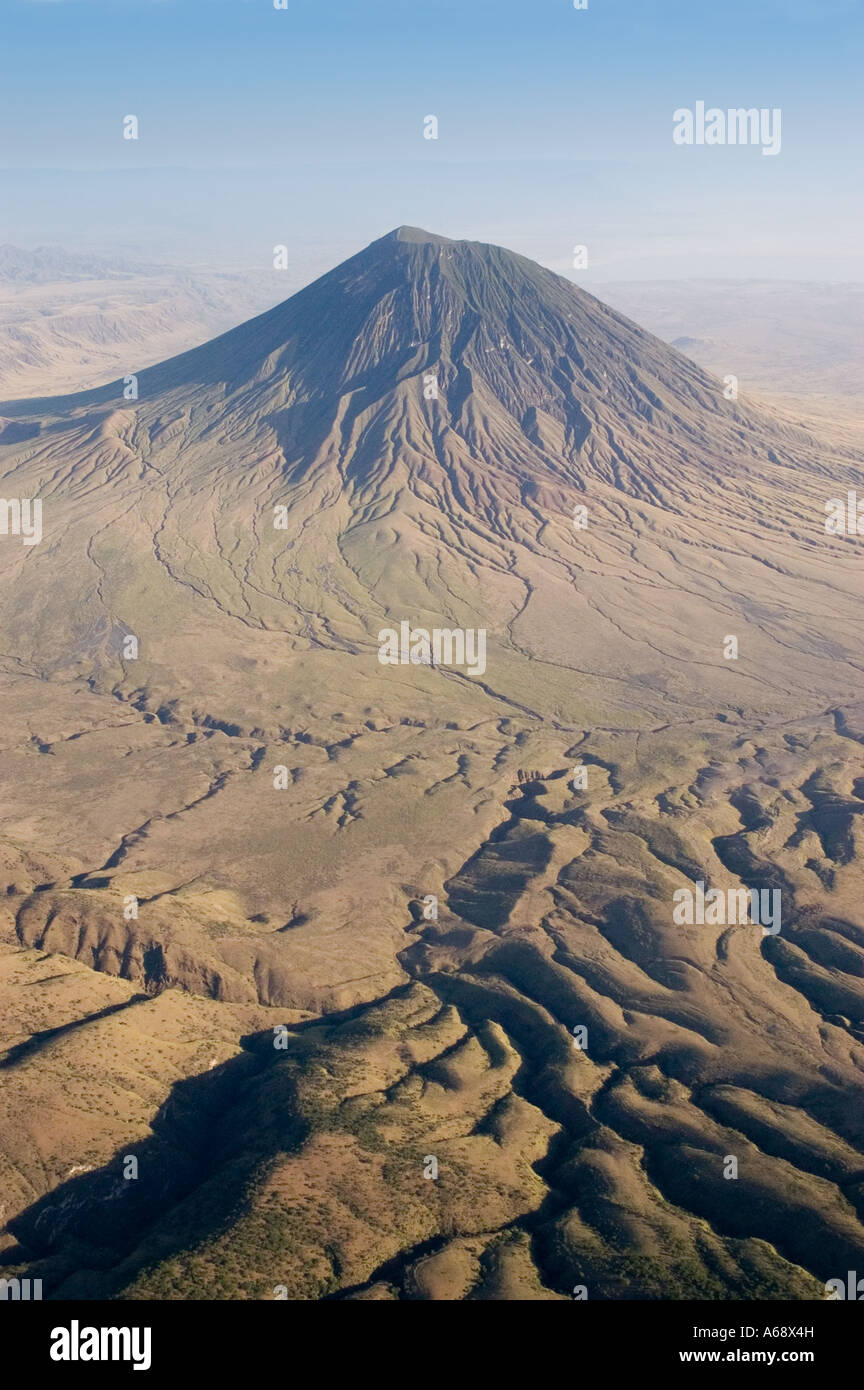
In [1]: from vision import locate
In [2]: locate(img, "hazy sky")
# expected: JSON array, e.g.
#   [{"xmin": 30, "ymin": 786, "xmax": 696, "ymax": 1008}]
[{"xmin": 2, "ymin": 0, "xmax": 862, "ymax": 281}]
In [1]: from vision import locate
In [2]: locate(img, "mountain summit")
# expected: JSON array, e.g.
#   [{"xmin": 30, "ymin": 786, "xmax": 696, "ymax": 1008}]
[
  {"xmin": 8, "ymin": 222, "xmax": 729, "ymax": 453},
  {"xmin": 384, "ymin": 224, "xmax": 454, "ymax": 244},
  {"xmin": 86, "ymin": 221, "xmax": 761, "ymax": 475},
  {"xmin": 1, "ymin": 227, "xmax": 859, "ymax": 716}
]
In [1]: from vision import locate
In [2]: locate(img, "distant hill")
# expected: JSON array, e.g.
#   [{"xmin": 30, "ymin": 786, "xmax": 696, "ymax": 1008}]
[
  {"xmin": 600, "ymin": 277, "xmax": 864, "ymax": 401},
  {"xmin": 0, "ymin": 243, "xmax": 149, "ymax": 283}
]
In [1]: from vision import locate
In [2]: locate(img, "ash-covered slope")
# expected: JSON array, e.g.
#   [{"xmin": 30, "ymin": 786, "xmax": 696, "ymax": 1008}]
[
  {"xmin": 0, "ymin": 226, "xmax": 860, "ymax": 721},
  {"xmin": 1, "ymin": 224, "xmax": 824, "ymax": 496},
  {"xmin": 2, "ymin": 223, "xmax": 735, "ymax": 420}
]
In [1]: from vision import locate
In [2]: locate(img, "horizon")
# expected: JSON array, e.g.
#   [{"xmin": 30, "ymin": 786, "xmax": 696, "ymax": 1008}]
[
  {"xmin": 2, "ymin": 0, "xmax": 862, "ymax": 282},
  {"xmin": 3, "ymin": 217, "xmax": 863, "ymax": 289}
]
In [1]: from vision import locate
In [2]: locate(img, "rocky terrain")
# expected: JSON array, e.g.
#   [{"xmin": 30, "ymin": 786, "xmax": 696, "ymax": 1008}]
[{"xmin": 0, "ymin": 246, "xmax": 284, "ymax": 400}]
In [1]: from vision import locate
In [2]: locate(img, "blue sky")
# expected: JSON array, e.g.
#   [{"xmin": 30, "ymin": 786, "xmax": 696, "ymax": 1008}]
[{"xmin": 2, "ymin": 0, "xmax": 862, "ymax": 279}]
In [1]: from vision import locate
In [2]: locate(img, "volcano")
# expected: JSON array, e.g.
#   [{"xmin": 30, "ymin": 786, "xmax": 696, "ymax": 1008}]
[
  {"xmin": 1, "ymin": 225, "xmax": 860, "ymax": 720},
  {"xmin": 2, "ymin": 229, "xmax": 864, "ymax": 1301}
]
